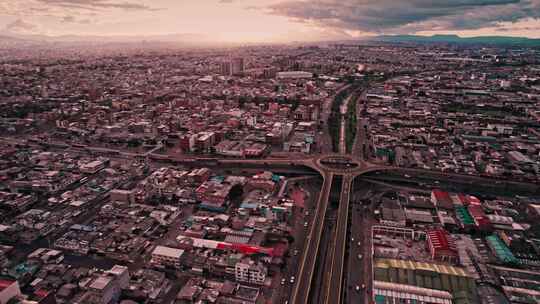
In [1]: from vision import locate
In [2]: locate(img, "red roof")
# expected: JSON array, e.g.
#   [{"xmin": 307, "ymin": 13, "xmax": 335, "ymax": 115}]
[
  {"xmin": 468, "ymin": 205, "xmax": 486, "ymax": 217},
  {"xmin": 426, "ymin": 229, "xmax": 457, "ymax": 255},
  {"xmin": 468, "ymin": 205, "xmax": 492, "ymax": 229},
  {"xmin": 457, "ymin": 193, "xmax": 468, "ymax": 205},
  {"xmin": 0, "ymin": 279, "xmax": 15, "ymax": 292},
  {"xmin": 33, "ymin": 289, "xmax": 50, "ymax": 299},
  {"xmin": 432, "ymin": 190, "xmax": 453, "ymax": 208},
  {"xmin": 467, "ymin": 195, "xmax": 481, "ymax": 206}
]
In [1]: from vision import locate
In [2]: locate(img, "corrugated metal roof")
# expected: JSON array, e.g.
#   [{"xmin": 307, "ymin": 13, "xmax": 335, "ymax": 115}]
[
  {"xmin": 455, "ymin": 206, "xmax": 475, "ymax": 225},
  {"xmin": 486, "ymin": 235, "xmax": 518, "ymax": 264},
  {"xmin": 375, "ymin": 259, "xmax": 470, "ymax": 277}
]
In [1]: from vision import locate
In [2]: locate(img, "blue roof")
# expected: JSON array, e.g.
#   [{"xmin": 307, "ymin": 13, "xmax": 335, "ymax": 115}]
[
  {"xmin": 211, "ymin": 176, "xmax": 225, "ymax": 182},
  {"xmin": 240, "ymin": 202, "xmax": 259, "ymax": 209}
]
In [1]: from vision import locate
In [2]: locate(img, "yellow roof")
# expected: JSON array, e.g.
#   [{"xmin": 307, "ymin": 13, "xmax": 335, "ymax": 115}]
[{"xmin": 375, "ymin": 259, "xmax": 470, "ymax": 277}]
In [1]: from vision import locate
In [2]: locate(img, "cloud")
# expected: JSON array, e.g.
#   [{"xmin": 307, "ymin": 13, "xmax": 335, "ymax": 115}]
[
  {"xmin": 61, "ymin": 15, "xmax": 76, "ymax": 22},
  {"xmin": 0, "ymin": 0, "xmax": 159, "ymax": 19},
  {"xmin": 37, "ymin": 0, "xmax": 157, "ymax": 11},
  {"xmin": 61, "ymin": 15, "xmax": 92, "ymax": 23},
  {"xmin": 269, "ymin": 0, "xmax": 540, "ymax": 34},
  {"xmin": 3, "ymin": 18, "xmax": 39, "ymax": 34},
  {"xmin": 219, "ymin": 0, "xmax": 235, "ymax": 3}
]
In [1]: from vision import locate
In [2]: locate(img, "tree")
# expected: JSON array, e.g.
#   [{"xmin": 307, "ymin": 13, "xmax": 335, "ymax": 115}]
[{"xmin": 228, "ymin": 184, "xmax": 244, "ymax": 201}]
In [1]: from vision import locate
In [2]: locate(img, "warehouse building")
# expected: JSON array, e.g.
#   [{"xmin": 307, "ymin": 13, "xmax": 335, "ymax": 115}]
[{"xmin": 374, "ymin": 258, "xmax": 476, "ymax": 294}]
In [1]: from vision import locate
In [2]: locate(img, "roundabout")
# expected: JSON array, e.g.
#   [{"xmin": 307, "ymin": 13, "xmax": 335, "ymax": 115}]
[{"xmin": 315, "ymin": 154, "xmax": 365, "ymax": 174}]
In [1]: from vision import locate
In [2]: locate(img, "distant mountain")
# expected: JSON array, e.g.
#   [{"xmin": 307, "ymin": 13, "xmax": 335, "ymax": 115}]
[
  {"xmin": 373, "ymin": 34, "xmax": 540, "ymax": 47},
  {"xmin": 0, "ymin": 32, "xmax": 215, "ymax": 45}
]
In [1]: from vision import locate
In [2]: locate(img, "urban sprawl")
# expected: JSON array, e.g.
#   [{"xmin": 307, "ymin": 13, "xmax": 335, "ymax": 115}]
[{"xmin": 0, "ymin": 41, "xmax": 539, "ymax": 304}]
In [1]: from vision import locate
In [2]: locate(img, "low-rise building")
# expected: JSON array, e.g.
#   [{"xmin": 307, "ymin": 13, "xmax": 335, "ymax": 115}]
[
  {"xmin": 235, "ymin": 260, "xmax": 267, "ymax": 285},
  {"xmin": 151, "ymin": 245, "xmax": 184, "ymax": 269},
  {"xmin": 426, "ymin": 229, "xmax": 458, "ymax": 263}
]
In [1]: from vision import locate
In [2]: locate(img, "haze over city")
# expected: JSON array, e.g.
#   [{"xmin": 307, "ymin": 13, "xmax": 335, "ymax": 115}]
[
  {"xmin": 1, "ymin": 1, "xmax": 540, "ymax": 304},
  {"xmin": 1, "ymin": 0, "xmax": 540, "ymax": 42}
]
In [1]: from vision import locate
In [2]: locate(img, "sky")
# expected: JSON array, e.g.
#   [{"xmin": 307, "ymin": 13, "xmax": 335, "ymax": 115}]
[{"xmin": 1, "ymin": 0, "xmax": 540, "ymax": 42}]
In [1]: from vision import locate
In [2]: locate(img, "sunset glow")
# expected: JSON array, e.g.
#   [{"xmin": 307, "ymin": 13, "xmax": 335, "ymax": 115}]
[{"xmin": 1, "ymin": 0, "xmax": 540, "ymax": 41}]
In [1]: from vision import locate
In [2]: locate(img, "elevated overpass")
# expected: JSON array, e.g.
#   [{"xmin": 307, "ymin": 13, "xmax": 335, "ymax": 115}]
[
  {"xmin": 322, "ymin": 174, "xmax": 353, "ymax": 304},
  {"xmin": 290, "ymin": 172, "xmax": 334, "ymax": 304}
]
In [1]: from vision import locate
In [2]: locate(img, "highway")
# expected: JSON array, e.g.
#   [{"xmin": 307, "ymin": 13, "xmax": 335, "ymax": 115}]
[
  {"xmin": 339, "ymin": 118, "xmax": 347, "ymax": 155},
  {"xmin": 290, "ymin": 172, "xmax": 334, "ymax": 304},
  {"xmin": 322, "ymin": 174, "xmax": 353, "ymax": 304},
  {"xmin": 338, "ymin": 92, "xmax": 353, "ymax": 155},
  {"xmin": 350, "ymin": 184, "xmax": 377, "ymax": 304},
  {"xmin": 319, "ymin": 85, "xmax": 350, "ymax": 154},
  {"xmin": 3, "ymin": 137, "xmax": 537, "ymax": 193}
]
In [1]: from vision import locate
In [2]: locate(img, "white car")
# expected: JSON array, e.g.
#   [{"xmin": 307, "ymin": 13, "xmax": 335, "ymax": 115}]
[
  {"xmin": 303, "ymin": 222, "xmax": 308, "ymax": 228},
  {"xmin": 290, "ymin": 276, "xmax": 295, "ymax": 283},
  {"xmin": 355, "ymin": 285, "xmax": 360, "ymax": 291},
  {"xmin": 357, "ymin": 254, "xmax": 363, "ymax": 260}
]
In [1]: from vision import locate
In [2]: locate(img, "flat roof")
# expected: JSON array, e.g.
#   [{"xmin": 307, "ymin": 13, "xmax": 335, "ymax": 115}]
[
  {"xmin": 89, "ymin": 276, "xmax": 112, "ymax": 290},
  {"xmin": 152, "ymin": 245, "xmax": 184, "ymax": 258}
]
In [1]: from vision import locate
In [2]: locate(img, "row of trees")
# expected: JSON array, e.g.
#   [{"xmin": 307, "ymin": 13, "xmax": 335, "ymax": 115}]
[
  {"xmin": 345, "ymin": 93, "xmax": 358, "ymax": 153},
  {"xmin": 328, "ymin": 85, "xmax": 359, "ymax": 152}
]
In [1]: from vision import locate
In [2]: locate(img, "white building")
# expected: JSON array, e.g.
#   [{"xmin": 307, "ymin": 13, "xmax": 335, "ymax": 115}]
[
  {"xmin": 277, "ymin": 71, "xmax": 313, "ymax": 79},
  {"xmin": 80, "ymin": 160, "xmax": 107, "ymax": 174},
  {"xmin": 235, "ymin": 260, "xmax": 267, "ymax": 285},
  {"xmin": 88, "ymin": 275, "xmax": 119, "ymax": 304},
  {"xmin": 106, "ymin": 265, "xmax": 130, "ymax": 289},
  {"xmin": 151, "ymin": 245, "xmax": 184, "ymax": 269}
]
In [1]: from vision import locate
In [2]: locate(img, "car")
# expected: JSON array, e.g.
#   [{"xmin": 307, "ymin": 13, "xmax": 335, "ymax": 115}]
[
  {"xmin": 355, "ymin": 285, "xmax": 360, "ymax": 291},
  {"xmin": 351, "ymin": 237, "xmax": 355, "ymax": 242},
  {"xmin": 305, "ymin": 211, "xmax": 310, "ymax": 216},
  {"xmin": 293, "ymin": 250, "xmax": 299, "ymax": 256},
  {"xmin": 361, "ymin": 284, "xmax": 366, "ymax": 289},
  {"xmin": 357, "ymin": 241, "xmax": 361, "ymax": 246},
  {"xmin": 303, "ymin": 222, "xmax": 308, "ymax": 228},
  {"xmin": 290, "ymin": 276, "xmax": 295, "ymax": 283},
  {"xmin": 281, "ymin": 278, "xmax": 286, "ymax": 285},
  {"xmin": 357, "ymin": 254, "xmax": 363, "ymax": 260}
]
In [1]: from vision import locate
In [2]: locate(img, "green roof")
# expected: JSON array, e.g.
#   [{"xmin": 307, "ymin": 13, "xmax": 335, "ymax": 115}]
[
  {"xmin": 455, "ymin": 206, "xmax": 474, "ymax": 225},
  {"xmin": 486, "ymin": 235, "xmax": 518, "ymax": 264}
]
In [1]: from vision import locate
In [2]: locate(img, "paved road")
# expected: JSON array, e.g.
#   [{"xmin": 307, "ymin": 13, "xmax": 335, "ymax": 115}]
[
  {"xmin": 348, "ymin": 183, "xmax": 376, "ymax": 304},
  {"xmin": 276, "ymin": 180, "xmax": 320, "ymax": 304},
  {"xmin": 338, "ymin": 93, "xmax": 353, "ymax": 155},
  {"xmin": 290, "ymin": 172, "xmax": 333, "ymax": 304},
  {"xmin": 339, "ymin": 118, "xmax": 347, "ymax": 155},
  {"xmin": 4, "ymin": 136, "xmax": 537, "ymax": 191},
  {"xmin": 323, "ymin": 174, "xmax": 352, "ymax": 304}
]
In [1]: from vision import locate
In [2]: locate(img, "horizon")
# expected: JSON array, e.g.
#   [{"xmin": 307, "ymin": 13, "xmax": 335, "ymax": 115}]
[{"xmin": 1, "ymin": 0, "xmax": 540, "ymax": 43}]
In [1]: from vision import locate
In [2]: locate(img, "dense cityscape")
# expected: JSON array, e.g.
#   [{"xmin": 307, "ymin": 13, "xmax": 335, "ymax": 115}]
[{"xmin": 0, "ymin": 38, "xmax": 539, "ymax": 304}]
